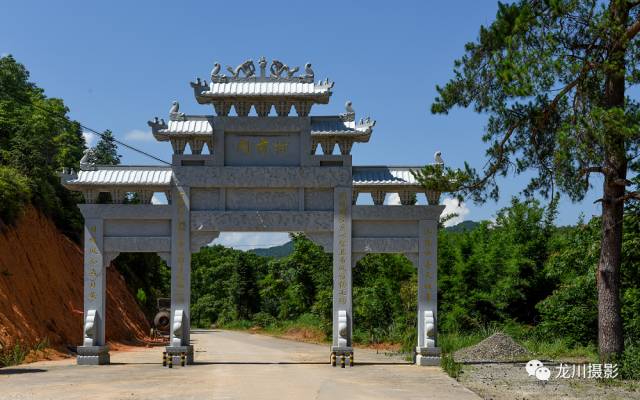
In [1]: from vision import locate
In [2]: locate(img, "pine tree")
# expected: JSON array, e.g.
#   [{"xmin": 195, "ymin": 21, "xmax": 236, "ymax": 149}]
[
  {"xmin": 432, "ymin": 0, "xmax": 640, "ymax": 361},
  {"xmin": 90, "ymin": 130, "xmax": 121, "ymax": 165}
]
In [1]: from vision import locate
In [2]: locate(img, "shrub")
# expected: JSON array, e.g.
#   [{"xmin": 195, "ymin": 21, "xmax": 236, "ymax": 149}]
[
  {"xmin": 0, "ymin": 166, "xmax": 31, "ymax": 225},
  {"xmin": 620, "ymin": 343, "xmax": 640, "ymax": 380},
  {"xmin": 252, "ymin": 311, "xmax": 276, "ymax": 328}
]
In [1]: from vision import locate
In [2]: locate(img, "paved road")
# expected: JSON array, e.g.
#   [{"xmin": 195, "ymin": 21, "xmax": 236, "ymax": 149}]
[{"xmin": 0, "ymin": 330, "xmax": 479, "ymax": 400}]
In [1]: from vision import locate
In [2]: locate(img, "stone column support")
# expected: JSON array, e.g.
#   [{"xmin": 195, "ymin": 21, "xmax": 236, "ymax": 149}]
[
  {"xmin": 332, "ymin": 187, "xmax": 353, "ymax": 355},
  {"xmin": 371, "ymin": 190, "xmax": 386, "ymax": 205},
  {"xmin": 416, "ymin": 219, "xmax": 440, "ymax": 366},
  {"xmin": 77, "ymin": 219, "xmax": 110, "ymax": 365},
  {"xmin": 167, "ymin": 185, "xmax": 194, "ymax": 364}
]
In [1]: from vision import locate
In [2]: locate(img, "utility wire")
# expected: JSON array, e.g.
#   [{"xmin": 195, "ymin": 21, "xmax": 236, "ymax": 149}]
[{"xmin": 8, "ymin": 90, "xmax": 171, "ymax": 165}]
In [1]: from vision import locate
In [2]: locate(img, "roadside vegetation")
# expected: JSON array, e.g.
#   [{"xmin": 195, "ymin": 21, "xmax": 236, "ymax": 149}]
[{"xmin": 0, "ymin": 338, "xmax": 51, "ymax": 367}]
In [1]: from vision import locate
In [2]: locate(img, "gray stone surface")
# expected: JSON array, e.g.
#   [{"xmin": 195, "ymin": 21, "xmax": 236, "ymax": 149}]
[
  {"xmin": 104, "ymin": 236, "xmax": 171, "ymax": 253},
  {"xmin": 190, "ymin": 211, "xmax": 334, "ymax": 232},
  {"xmin": 172, "ymin": 166, "xmax": 351, "ymax": 187},
  {"xmin": 77, "ymin": 345, "xmax": 110, "ymax": 365},
  {"xmin": 332, "ymin": 187, "xmax": 352, "ymax": 349},
  {"xmin": 352, "ymin": 237, "xmax": 419, "ymax": 253},
  {"xmin": 352, "ymin": 205, "xmax": 445, "ymax": 220},
  {"xmin": 78, "ymin": 204, "xmax": 172, "ymax": 219}
]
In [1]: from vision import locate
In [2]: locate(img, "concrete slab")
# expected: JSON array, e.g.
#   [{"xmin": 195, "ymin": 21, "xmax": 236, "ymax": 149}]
[{"xmin": 0, "ymin": 330, "xmax": 480, "ymax": 400}]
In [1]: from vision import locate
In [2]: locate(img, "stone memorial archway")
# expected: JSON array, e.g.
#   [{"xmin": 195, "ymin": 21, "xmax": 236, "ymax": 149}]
[{"xmin": 61, "ymin": 58, "xmax": 444, "ymax": 366}]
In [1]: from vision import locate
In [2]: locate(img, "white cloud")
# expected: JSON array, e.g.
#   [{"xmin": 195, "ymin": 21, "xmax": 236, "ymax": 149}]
[
  {"xmin": 124, "ymin": 129, "xmax": 154, "ymax": 142},
  {"xmin": 441, "ymin": 197, "xmax": 470, "ymax": 227},
  {"xmin": 1, "ymin": 53, "xmax": 8, "ymax": 58},
  {"xmin": 387, "ymin": 193, "xmax": 401, "ymax": 205},
  {"xmin": 151, "ymin": 193, "xmax": 168, "ymax": 205},
  {"xmin": 83, "ymin": 131, "xmax": 97, "ymax": 147},
  {"xmin": 213, "ymin": 232, "xmax": 291, "ymax": 250}
]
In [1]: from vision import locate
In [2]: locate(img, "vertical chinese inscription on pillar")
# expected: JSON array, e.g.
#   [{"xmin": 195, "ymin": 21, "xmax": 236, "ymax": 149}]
[
  {"xmin": 336, "ymin": 192, "xmax": 348, "ymax": 305},
  {"xmin": 176, "ymin": 189, "xmax": 187, "ymax": 297},
  {"xmin": 423, "ymin": 226, "xmax": 436, "ymax": 304},
  {"xmin": 87, "ymin": 224, "xmax": 99, "ymax": 303}
]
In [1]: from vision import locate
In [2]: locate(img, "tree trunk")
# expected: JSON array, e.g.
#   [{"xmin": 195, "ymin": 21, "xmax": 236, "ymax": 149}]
[
  {"xmin": 598, "ymin": 178, "xmax": 625, "ymax": 361},
  {"xmin": 598, "ymin": 0, "xmax": 628, "ymax": 362}
]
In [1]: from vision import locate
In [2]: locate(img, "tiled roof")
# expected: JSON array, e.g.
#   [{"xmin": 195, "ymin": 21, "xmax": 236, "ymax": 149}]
[
  {"xmin": 160, "ymin": 119, "xmax": 213, "ymax": 135},
  {"xmin": 352, "ymin": 167, "xmax": 421, "ymax": 186},
  {"xmin": 150, "ymin": 115, "xmax": 373, "ymax": 137},
  {"xmin": 311, "ymin": 116, "xmax": 361, "ymax": 135},
  {"xmin": 205, "ymin": 81, "xmax": 329, "ymax": 96},
  {"xmin": 65, "ymin": 167, "xmax": 172, "ymax": 187}
]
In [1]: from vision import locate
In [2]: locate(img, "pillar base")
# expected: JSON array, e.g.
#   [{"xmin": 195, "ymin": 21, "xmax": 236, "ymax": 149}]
[
  {"xmin": 165, "ymin": 345, "xmax": 194, "ymax": 365},
  {"xmin": 331, "ymin": 346, "xmax": 353, "ymax": 354},
  {"xmin": 77, "ymin": 345, "xmax": 110, "ymax": 365},
  {"xmin": 416, "ymin": 346, "xmax": 440, "ymax": 366}
]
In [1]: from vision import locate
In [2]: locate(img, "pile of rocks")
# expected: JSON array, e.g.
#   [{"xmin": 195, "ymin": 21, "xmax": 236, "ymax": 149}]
[{"xmin": 453, "ymin": 332, "xmax": 529, "ymax": 363}]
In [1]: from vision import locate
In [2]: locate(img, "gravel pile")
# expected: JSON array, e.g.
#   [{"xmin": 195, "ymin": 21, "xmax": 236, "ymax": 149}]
[{"xmin": 453, "ymin": 332, "xmax": 529, "ymax": 363}]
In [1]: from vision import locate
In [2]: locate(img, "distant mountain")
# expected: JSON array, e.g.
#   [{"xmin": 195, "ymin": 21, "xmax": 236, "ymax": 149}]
[
  {"xmin": 445, "ymin": 220, "xmax": 480, "ymax": 232},
  {"xmin": 249, "ymin": 241, "xmax": 294, "ymax": 258}
]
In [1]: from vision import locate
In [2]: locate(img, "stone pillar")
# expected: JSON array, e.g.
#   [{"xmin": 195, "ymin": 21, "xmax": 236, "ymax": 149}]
[
  {"xmin": 166, "ymin": 185, "xmax": 194, "ymax": 364},
  {"xmin": 332, "ymin": 187, "xmax": 353, "ymax": 355},
  {"xmin": 416, "ymin": 219, "xmax": 440, "ymax": 366},
  {"xmin": 77, "ymin": 219, "xmax": 110, "ymax": 365}
]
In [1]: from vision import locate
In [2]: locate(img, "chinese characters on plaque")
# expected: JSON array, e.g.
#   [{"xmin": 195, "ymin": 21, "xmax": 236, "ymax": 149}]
[{"xmin": 236, "ymin": 138, "xmax": 289, "ymax": 155}]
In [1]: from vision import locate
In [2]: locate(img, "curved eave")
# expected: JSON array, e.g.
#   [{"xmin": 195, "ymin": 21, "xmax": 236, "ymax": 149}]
[
  {"xmin": 311, "ymin": 130, "xmax": 372, "ymax": 142},
  {"xmin": 61, "ymin": 167, "xmax": 173, "ymax": 191}
]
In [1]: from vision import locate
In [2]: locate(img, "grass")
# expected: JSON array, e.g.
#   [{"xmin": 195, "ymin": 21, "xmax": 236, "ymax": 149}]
[
  {"xmin": 0, "ymin": 338, "xmax": 51, "ymax": 367},
  {"xmin": 0, "ymin": 343, "xmax": 30, "ymax": 367}
]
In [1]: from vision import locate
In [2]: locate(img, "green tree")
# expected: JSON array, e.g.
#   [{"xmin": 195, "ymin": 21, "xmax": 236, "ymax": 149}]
[
  {"xmin": 0, "ymin": 55, "xmax": 85, "ymax": 234},
  {"xmin": 89, "ymin": 130, "xmax": 121, "ymax": 165},
  {"xmin": 432, "ymin": 0, "xmax": 640, "ymax": 361}
]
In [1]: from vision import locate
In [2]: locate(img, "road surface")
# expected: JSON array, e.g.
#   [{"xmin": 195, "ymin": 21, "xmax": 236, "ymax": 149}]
[{"xmin": 0, "ymin": 330, "xmax": 480, "ymax": 400}]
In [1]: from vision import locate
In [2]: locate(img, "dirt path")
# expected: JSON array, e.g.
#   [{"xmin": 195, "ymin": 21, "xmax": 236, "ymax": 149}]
[{"xmin": 0, "ymin": 329, "xmax": 479, "ymax": 400}]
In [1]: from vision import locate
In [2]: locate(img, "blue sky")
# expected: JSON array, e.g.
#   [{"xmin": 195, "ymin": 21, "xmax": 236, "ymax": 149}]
[{"xmin": 1, "ymin": 1, "xmax": 604, "ymax": 248}]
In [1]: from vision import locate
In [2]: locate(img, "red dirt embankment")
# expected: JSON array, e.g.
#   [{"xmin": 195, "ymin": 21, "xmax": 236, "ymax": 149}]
[{"xmin": 0, "ymin": 206, "xmax": 150, "ymax": 352}]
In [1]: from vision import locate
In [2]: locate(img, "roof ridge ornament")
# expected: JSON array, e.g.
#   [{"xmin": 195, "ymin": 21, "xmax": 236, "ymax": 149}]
[
  {"xmin": 169, "ymin": 101, "xmax": 186, "ymax": 121},
  {"xmin": 203, "ymin": 58, "xmax": 317, "ymax": 83},
  {"xmin": 270, "ymin": 59, "xmax": 299, "ymax": 78},
  {"xmin": 79, "ymin": 148, "xmax": 96, "ymax": 171},
  {"xmin": 341, "ymin": 101, "xmax": 355, "ymax": 122},
  {"xmin": 226, "ymin": 59, "xmax": 256, "ymax": 79}
]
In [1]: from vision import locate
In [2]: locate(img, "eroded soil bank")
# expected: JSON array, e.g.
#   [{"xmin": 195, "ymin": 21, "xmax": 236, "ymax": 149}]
[{"xmin": 0, "ymin": 206, "xmax": 151, "ymax": 358}]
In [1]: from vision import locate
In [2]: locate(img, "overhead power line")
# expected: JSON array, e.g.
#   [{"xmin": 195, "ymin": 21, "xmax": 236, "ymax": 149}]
[{"xmin": 8, "ymin": 90, "xmax": 171, "ymax": 165}]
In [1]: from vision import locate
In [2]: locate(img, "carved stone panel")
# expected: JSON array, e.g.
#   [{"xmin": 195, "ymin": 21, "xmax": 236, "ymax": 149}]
[
  {"xmin": 172, "ymin": 166, "xmax": 351, "ymax": 188},
  {"xmin": 191, "ymin": 188, "xmax": 221, "ymax": 211},
  {"xmin": 304, "ymin": 189, "xmax": 333, "ymax": 211},
  {"xmin": 226, "ymin": 188, "xmax": 299, "ymax": 211},
  {"xmin": 352, "ymin": 220, "xmax": 419, "ymax": 238},
  {"xmin": 103, "ymin": 236, "xmax": 171, "ymax": 253},
  {"xmin": 103, "ymin": 220, "xmax": 171, "ymax": 237},
  {"xmin": 191, "ymin": 211, "xmax": 333, "ymax": 232}
]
